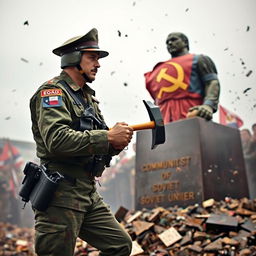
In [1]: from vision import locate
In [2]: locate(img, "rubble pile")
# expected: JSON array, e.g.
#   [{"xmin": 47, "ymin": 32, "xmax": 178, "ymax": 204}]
[
  {"xmin": 0, "ymin": 222, "xmax": 35, "ymax": 255},
  {"xmin": 0, "ymin": 198, "xmax": 255, "ymax": 256},
  {"xmin": 119, "ymin": 197, "xmax": 256, "ymax": 256}
]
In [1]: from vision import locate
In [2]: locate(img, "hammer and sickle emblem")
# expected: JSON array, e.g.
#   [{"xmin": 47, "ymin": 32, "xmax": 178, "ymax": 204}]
[{"xmin": 156, "ymin": 62, "xmax": 188, "ymax": 99}]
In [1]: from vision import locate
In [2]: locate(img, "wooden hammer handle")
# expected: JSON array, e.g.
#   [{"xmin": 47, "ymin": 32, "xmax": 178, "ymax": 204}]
[{"xmin": 130, "ymin": 121, "xmax": 155, "ymax": 131}]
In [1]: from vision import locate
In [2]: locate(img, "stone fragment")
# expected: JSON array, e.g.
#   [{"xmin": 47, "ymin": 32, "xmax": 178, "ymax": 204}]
[
  {"xmin": 193, "ymin": 231, "xmax": 208, "ymax": 241},
  {"xmin": 222, "ymin": 237, "xmax": 239, "ymax": 246},
  {"xmin": 206, "ymin": 214, "xmax": 238, "ymax": 232},
  {"xmin": 204, "ymin": 238, "xmax": 223, "ymax": 251},
  {"xmin": 239, "ymin": 248, "xmax": 252, "ymax": 256},
  {"xmin": 188, "ymin": 244, "xmax": 203, "ymax": 253},
  {"xmin": 132, "ymin": 220, "xmax": 154, "ymax": 236},
  {"xmin": 202, "ymin": 198, "xmax": 215, "ymax": 208},
  {"xmin": 241, "ymin": 218, "xmax": 256, "ymax": 232},
  {"xmin": 115, "ymin": 206, "xmax": 129, "ymax": 222},
  {"xmin": 130, "ymin": 241, "xmax": 144, "ymax": 256},
  {"xmin": 126, "ymin": 211, "xmax": 143, "ymax": 223},
  {"xmin": 236, "ymin": 207, "xmax": 256, "ymax": 216},
  {"xmin": 158, "ymin": 227, "xmax": 182, "ymax": 247}
]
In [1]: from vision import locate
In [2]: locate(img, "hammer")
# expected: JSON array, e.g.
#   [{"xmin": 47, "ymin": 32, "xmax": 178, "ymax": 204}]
[{"xmin": 128, "ymin": 100, "xmax": 165, "ymax": 149}]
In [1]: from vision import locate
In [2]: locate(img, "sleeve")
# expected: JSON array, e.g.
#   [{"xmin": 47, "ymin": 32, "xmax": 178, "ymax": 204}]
[
  {"xmin": 197, "ymin": 54, "xmax": 219, "ymax": 82},
  {"xmin": 35, "ymin": 85, "xmax": 110, "ymax": 157},
  {"xmin": 198, "ymin": 55, "xmax": 220, "ymax": 112},
  {"xmin": 91, "ymin": 99, "xmax": 121, "ymax": 157}
]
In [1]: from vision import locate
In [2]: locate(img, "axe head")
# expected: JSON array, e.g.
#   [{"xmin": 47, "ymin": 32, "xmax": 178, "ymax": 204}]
[{"xmin": 143, "ymin": 100, "xmax": 165, "ymax": 149}]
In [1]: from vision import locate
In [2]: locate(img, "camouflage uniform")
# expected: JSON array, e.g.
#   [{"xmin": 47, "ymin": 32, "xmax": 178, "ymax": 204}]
[{"xmin": 30, "ymin": 69, "xmax": 132, "ymax": 254}]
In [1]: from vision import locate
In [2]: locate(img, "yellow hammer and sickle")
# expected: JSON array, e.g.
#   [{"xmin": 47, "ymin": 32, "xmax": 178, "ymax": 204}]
[{"xmin": 156, "ymin": 62, "xmax": 188, "ymax": 99}]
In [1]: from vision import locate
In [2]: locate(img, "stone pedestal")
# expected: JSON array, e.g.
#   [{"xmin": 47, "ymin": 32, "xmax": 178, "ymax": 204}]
[{"xmin": 135, "ymin": 117, "xmax": 249, "ymax": 210}]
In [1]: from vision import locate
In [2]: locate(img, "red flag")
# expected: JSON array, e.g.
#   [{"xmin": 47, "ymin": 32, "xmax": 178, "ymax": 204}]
[
  {"xmin": 0, "ymin": 142, "xmax": 12, "ymax": 169},
  {"xmin": 8, "ymin": 143, "xmax": 23, "ymax": 168},
  {"xmin": 219, "ymin": 105, "xmax": 243, "ymax": 128},
  {"xmin": 0, "ymin": 141, "xmax": 23, "ymax": 169}
]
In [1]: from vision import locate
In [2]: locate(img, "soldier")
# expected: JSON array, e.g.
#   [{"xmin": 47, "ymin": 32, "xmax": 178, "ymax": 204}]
[
  {"xmin": 145, "ymin": 32, "xmax": 220, "ymax": 123},
  {"xmin": 30, "ymin": 28, "xmax": 133, "ymax": 256}
]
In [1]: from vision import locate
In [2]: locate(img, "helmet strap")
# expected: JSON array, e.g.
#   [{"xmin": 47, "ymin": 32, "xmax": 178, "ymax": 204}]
[{"xmin": 76, "ymin": 64, "xmax": 91, "ymax": 82}]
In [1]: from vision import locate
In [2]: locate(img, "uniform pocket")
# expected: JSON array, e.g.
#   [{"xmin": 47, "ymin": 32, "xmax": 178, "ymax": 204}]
[{"xmin": 35, "ymin": 221, "xmax": 68, "ymax": 255}]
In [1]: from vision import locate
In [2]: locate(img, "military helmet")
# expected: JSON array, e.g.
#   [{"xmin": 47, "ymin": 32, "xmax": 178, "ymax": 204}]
[{"xmin": 52, "ymin": 28, "xmax": 109, "ymax": 68}]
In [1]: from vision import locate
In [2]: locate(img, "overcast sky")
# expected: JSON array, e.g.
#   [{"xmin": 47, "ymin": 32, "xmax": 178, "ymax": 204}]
[{"xmin": 0, "ymin": 0, "xmax": 255, "ymax": 143}]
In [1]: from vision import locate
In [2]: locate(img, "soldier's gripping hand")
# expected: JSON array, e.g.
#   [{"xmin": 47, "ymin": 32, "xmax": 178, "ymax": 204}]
[
  {"xmin": 107, "ymin": 122, "xmax": 134, "ymax": 150},
  {"xmin": 187, "ymin": 105, "xmax": 213, "ymax": 120}
]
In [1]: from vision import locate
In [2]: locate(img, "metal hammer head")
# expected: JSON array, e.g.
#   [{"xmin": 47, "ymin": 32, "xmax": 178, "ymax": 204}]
[{"xmin": 143, "ymin": 100, "xmax": 165, "ymax": 149}]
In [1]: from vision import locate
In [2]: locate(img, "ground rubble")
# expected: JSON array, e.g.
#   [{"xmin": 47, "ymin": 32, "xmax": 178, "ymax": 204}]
[
  {"xmin": 119, "ymin": 197, "xmax": 256, "ymax": 256},
  {"xmin": 0, "ymin": 197, "xmax": 255, "ymax": 256}
]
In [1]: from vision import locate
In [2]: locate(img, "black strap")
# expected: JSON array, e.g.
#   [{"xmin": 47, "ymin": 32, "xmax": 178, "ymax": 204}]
[{"xmin": 58, "ymin": 80, "xmax": 88, "ymax": 108}]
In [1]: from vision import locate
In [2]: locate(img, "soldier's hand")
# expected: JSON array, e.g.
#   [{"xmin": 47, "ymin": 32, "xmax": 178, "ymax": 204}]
[
  {"xmin": 107, "ymin": 122, "xmax": 134, "ymax": 150},
  {"xmin": 187, "ymin": 105, "xmax": 213, "ymax": 120}
]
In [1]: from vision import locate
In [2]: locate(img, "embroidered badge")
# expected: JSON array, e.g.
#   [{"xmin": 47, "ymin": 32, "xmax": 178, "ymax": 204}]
[{"xmin": 41, "ymin": 89, "xmax": 63, "ymax": 108}]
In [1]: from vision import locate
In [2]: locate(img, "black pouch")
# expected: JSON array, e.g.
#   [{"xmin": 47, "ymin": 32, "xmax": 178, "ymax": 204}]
[
  {"xmin": 30, "ymin": 169, "xmax": 63, "ymax": 211},
  {"xmin": 19, "ymin": 162, "xmax": 42, "ymax": 204}
]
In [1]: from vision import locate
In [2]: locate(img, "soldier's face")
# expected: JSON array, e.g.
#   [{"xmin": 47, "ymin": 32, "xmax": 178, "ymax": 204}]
[
  {"xmin": 166, "ymin": 34, "xmax": 187, "ymax": 55},
  {"xmin": 80, "ymin": 52, "xmax": 100, "ymax": 82}
]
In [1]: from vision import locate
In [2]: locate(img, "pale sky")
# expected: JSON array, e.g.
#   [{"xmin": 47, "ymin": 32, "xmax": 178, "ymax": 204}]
[{"xmin": 0, "ymin": 0, "xmax": 256, "ymax": 142}]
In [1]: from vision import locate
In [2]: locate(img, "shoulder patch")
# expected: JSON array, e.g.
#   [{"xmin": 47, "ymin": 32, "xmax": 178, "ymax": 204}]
[{"xmin": 41, "ymin": 89, "xmax": 63, "ymax": 108}]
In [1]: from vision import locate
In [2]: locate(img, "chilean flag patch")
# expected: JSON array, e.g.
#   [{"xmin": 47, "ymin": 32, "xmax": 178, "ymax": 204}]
[{"xmin": 41, "ymin": 89, "xmax": 63, "ymax": 108}]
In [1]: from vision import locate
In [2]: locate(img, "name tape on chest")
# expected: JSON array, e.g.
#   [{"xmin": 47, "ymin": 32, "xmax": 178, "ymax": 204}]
[{"xmin": 41, "ymin": 89, "xmax": 63, "ymax": 108}]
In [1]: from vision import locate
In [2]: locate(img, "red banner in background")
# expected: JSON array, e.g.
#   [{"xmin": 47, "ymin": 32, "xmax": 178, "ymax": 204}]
[
  {"xmin": 0, "ymin": 141, "xmax": 23, "ymax": 170},
  {"xmin": 0, "ymin": 140, "xmax": 24, "ymax": 198},
  {"xmin": 219, "ymin": 105, "xmax": 243, "ymax": 128}
]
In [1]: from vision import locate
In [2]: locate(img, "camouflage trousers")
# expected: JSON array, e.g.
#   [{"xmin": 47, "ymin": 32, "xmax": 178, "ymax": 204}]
[{"xmin": 34, "ymin": 188, "xmax": 132, "ymax": 256}]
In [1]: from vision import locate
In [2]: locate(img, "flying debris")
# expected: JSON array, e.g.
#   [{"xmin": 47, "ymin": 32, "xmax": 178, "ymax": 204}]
[
  {"xmin": 246, "ymin": 70, "xmax": 253, "ymax": 77},
  {"xmin": 123, "ymin": 82, "xmax": 128, "ymax": 87},
  {"xmin": 243, "ymin": 88, "xmax": 251, "ymax": 94},
  {"xmin": 246, "ymin": 26, "xmax": 250, "ymax": 32},
  {"xmin": 240, "ymin": 58, "xmax": 245, "ymax": 65},
  {"xmin": 132, "ymin": 1, "xmax": 136, "ymax": 6},
  {"xmin": 20, "ymin": 57, "xmax": 29, "ymax": 63},
  {"xmin": 224, "ymin": 48, "xmax": 229, "ymax": 51},
  {"xmin": 23, "ymin": 20, "xmax": 29, "ymax": 26},
  {"xmin": 5, "ymin": 116, "xmax": 11, "ymax": 120},
  {"xmin": 185, "ymin": 8, "xmax": 189, "ymax": 12},
  {"xmin": 117, "ymin": 30, "xmax": 128, "ymax": 37},
  {"xmin": 110, "ymin": 71, "xmax": 116, "ymax": 76},
  {"xmin": 39, "ymin": 62, "xmax": 43, "ymax": 66}
]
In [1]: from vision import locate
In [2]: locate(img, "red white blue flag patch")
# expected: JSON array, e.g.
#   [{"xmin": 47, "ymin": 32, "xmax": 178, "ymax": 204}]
[{"xmin": 41, "ymin": 89, "xmax": 63, "ymax": 107}]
